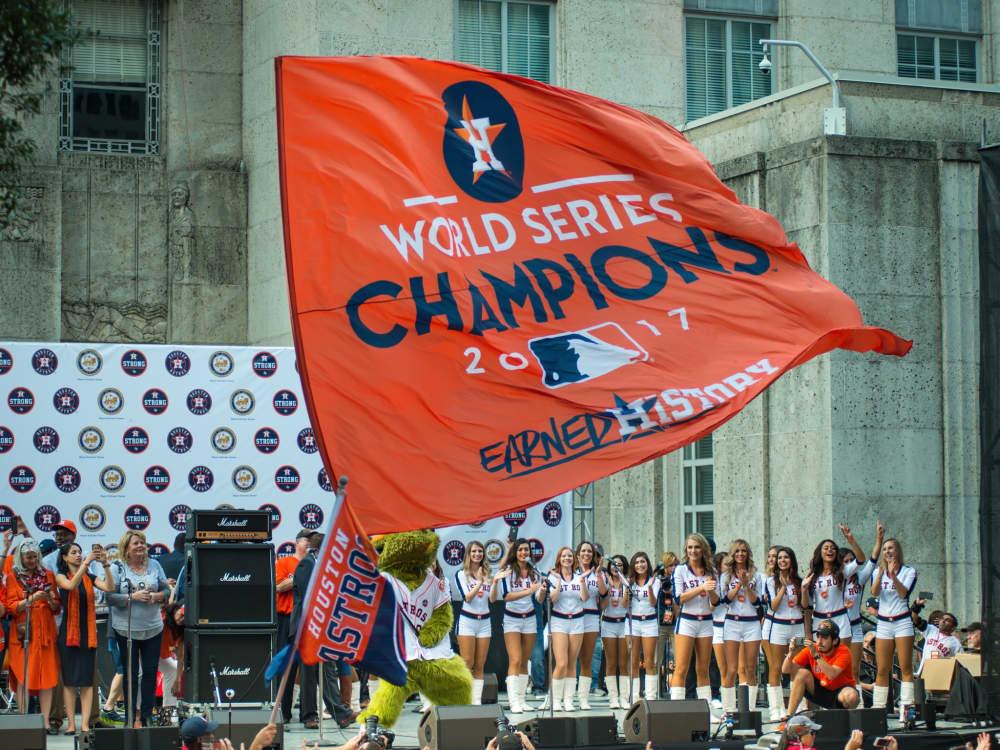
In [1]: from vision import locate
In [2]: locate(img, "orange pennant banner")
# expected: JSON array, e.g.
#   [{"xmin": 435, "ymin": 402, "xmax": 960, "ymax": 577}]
[{"xmin": 275, "ymin": 56, "xmax": 911, "ymax": 534}]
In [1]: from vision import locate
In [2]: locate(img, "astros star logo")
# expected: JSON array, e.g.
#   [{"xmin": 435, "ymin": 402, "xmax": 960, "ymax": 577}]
[{"xmin": 454, "ymin": 96, "xmax": 510, "ymax": 183}]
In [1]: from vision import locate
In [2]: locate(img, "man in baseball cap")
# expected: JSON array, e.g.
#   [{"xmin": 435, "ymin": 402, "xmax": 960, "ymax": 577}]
[
  {"xmin": 785, "ymin": 715, "xmax": 823, "ymax": 748},
  {"xmin": 782, "ymin": 619, "xmax": 859, "ymax": 717},
  {"xmin": 180, "ymin": 715, "xmax": 220, "ymax": 750}
]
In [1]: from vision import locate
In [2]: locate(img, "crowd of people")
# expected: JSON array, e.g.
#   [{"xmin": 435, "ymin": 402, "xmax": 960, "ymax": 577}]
[{"xmin": 0, "ymin": 514, "xmax": 985, "ymax": 737}]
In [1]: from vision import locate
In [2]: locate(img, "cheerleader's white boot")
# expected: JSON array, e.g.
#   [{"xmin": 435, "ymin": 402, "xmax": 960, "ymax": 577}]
[
  {"xmin": 562, "ymin": 679, "xmax": 576, "ymax": 711},
  {"xmin": 670, "ymin": 686, "xmax": 686, "ymax": 701},
  {"xmin": 644, "ymin": 676, "xmax": 659, "ymax": 701},
  {"xmin": 767, "ymin": 685, "xmax": 785, "ymax": 722},
  {"xmin": 721, "ymin": 686, "xmax": 737, "ymax": 715},
  {"xmin": 606, "ymin": 677, "xmax": 620, "ymax": 709},
  {"xmin": 577, "ymin": 683, "xmax": 591, "ymax": 710},
  {"xmin": 696, "ymin": 686, "xmax": 719, "ymax": 721},
  {"xmin": 632, "ymin": 679, "xmax": 642, "ymax": 705},
  {"xmin": 506, "ymin": 676, "xmax": 523, "ymax": 713},
  {"xmin": 472, "ymin": 678, "xmax": 484, "ymax": 706},
  {"xmin": 746, "ymin": 684, "xmax": 759, "ymax": 712},
  {"xmin": 872, "ymin": 685, "xmax": 889, "ymax": 710}
]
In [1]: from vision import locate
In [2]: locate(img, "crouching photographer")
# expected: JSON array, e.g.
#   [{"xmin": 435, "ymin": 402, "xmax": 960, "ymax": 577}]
[
  {"xmin": 488, "ymin": 717, "xmax": 537, "ymax": 750},
  {"xmin": 781, "ymin": 620, "xmax": 860, "ymax": 718},
  {"xmin": 359, "ymin": 715, "xmax": 395, "ymax": 750}
]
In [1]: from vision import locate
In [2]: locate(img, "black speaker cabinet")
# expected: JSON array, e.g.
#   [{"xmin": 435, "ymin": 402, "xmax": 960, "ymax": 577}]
[
  {"xmin": 574, "ymin": 715, "xmax": 617, "ymax": 745},
  {"xmin": 183, "ymin": 628, "xmax": 275, "ymax": 703},
  {"xmin": 849, "ymin": 708, "xmax": 887, "ymax": 738},
  {"xmin": 78, "ymin": 727, "xmax": 180, "ymax": 750},
  {"xmin": 482, "ymin": 673, "xmax": 499, "ymax": 704},
  {"xmin": 805, "ymin": 709, "xmax": 851, "ymax": 750},
  {"xmin": 516, "ymin": 717, "xmax": 575, "ymax": 747},
  {"xmin": 623, "ymin": 699, "xmax": 710, "ymax": 743},
  {"xmin": 419, "ymin": 704, "xmax": 503, "ymax": 750},
  {"xmin": 0, "ymin": 714, "xmax": 45, "ymax": 750},
  {"xmin": 185, "ymin": 543, "xmax": 275, "ymax": 627},
  {"xmin": 207, "ymin": 709, "xmax": 283, "ymax": 750}
]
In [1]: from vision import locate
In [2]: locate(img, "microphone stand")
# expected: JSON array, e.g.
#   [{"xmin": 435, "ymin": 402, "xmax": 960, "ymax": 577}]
[
  {"xmin": 209, "ymin": 660, "xmax": 222, "ymax": 708},
  {"xmin": 225, "ymin": 689, "xmax": 235, "ymax": 742},
  {"xmin": 118, "ymin": 563, "xmax": 136, "ymax": 728},
  {"xmin": 627, "ymin": 576, "xmax": 634, "ymax": 706},
  {"xmin": 532, "ymin": 566, "xmax": 554, "ymax": 718},
  {"xmin": 315, "ymin": 665, "xmax": 335, "ymax": 747},
  {"xmin": 18, "ymin": 595, "xmax": 33, "ymax": 714}
]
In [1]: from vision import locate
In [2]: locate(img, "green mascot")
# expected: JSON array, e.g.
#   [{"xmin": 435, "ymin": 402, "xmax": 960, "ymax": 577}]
[{"xmin": 359, "ymin": 530, "xmax": 473, "ymax": 727}]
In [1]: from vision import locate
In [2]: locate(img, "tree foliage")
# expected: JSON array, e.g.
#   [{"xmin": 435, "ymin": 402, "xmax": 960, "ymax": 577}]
[{"xmin": 0, "ymin": 1, "xmax": 77, "ymax": 228}]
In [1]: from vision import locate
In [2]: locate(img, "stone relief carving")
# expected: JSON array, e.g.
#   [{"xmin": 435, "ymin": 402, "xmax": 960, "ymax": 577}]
[
  {"xmin": 62, "ymin": 301, "xmax": 167, "ymax": 343},
  {"xmin": 0, "ymin": 187, "xmax": 44, "ymax": 242},
  {"xmin": 169, "ymin": 181, "xmax": 196, "ymax": 282}
]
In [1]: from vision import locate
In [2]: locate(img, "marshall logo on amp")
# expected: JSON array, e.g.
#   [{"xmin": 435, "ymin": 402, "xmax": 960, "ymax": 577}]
[
  {"xmin": 221, "ymin": 666, "xmax": 252, "ymax": 677},
  {"xmin": 220, "ymin": 572, "xmax": 252, "ymax": 583}
]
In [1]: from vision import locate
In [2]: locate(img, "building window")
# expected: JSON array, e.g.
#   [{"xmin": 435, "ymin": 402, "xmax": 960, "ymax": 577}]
[
  {"xmin": 456, "ymin": 0, "xmax": 553, "ymax": 83},
  {"xmin": 896, "ymin": 0, "xmax": 979, "ymax": 83},
  {"xmin": 685, "ymin": 16, "xmax": 772, "ymax": 121},
  {"xmin": 60, "ymin": 0, "xmax": 161, "ymax": 154},
  {"xmin": 682, "ymin": 435, "xmax": 714, "ymax": 539}
]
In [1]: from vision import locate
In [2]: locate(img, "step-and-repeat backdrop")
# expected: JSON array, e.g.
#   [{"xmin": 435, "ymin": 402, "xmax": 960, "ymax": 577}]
[{"xmin": 0, "ymin": 342, "xmax": 570, "ymax": 571}]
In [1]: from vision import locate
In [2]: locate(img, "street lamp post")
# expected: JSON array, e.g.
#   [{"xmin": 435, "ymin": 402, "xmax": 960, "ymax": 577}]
[{"xmin": 759, "ymin": 39, "xmax": 846, "ymax": 136}]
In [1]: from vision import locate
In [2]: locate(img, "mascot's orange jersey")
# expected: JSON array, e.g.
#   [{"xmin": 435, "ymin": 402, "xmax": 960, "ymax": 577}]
[{"xmin": 275, "ymin": 56, "xmax": 910, "ymax": 533}]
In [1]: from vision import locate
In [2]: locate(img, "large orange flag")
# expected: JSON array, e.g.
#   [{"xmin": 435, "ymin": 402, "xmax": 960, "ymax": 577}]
[{"xmin": 275, "ymin": 56, "xmax": 910, "ymax": 533}]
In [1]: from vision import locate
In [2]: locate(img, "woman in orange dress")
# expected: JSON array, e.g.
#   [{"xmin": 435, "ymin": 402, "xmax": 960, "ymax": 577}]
[{"xmin": 4, "ymin": 539, "xmax": 61, "ymax": 729}]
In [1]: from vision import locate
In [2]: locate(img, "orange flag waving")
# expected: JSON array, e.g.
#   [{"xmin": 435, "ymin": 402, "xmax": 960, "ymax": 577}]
[{"xmin": 275, "ymin": 56, "xmax": 910, "ymax": 534}]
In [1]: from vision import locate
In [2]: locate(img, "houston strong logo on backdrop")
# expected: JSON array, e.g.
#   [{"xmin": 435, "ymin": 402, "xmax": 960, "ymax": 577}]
[{"xmin": 276, "ymin": 56, "xmax": 910, "ymax": 534}]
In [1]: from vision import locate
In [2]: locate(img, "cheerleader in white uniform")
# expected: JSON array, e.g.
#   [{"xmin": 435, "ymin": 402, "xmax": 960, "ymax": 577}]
[
  {"xmin": 455, "ymin": 541, "xmax": 492, "ymax": 705},
  {"xmin": 871, "ymin": 536, "xmax": 918, "ymax": 711},
  {"xmin": 711, "ymin": 551, "xmax": 729, "ymax": 703},
  {"xmin": 628, "ymin": 552, "xmax": 661, "ymax": 703},
  {"xmin": 669, "ymin": 534, "xmax": 719, "ymax": 704},
  {"xmin": 719, "ymin": 540, "xmax": 766, "ymax": 716},
  {"xmin": 540, "ymin": 546, "xmax": 589, "ymax": 711},
  {"xmin": 762, "ymin": 546, "xmax": 803, "ymax": 721},
  {"xmin": 839, "ymin": 520, "xmax": 884, "ymax": 697},
  {"xmin": 802, "ymin": 534, "xmax": 857, "ymax": 643},
  {"xmin": 600, "ymin": 555, "xmax": 630, "ymax": 709},
  {"xmin": 761, "ymin": 545, "xmax": 780, "ymax": 645},
  {"xmin": 490, "ymin": 538, "xmax": 541, "ymax": 714},
  {"xmin": 575, "ymin": 541, "xmax": 608, "ymax": 710}
]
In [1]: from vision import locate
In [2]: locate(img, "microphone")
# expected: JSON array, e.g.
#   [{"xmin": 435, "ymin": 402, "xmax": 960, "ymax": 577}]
[
  {"xmin": 336, "ymin": 475, "xmax": 349, "ymax": 500},
  {"xmin": 225, "ymin": 689, "xmax": 235, "ymax": 700}
]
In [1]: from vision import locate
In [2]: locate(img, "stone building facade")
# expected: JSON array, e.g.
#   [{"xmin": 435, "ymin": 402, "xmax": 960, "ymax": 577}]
[{"xmin": 4, "ymin": 0, "xmax": 998, "ymax": 621}]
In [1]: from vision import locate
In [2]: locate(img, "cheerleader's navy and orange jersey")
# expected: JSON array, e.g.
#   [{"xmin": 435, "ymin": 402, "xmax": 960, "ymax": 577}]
[
  {"xmin": 672, "ymin": 563, "xmax": 715, "ymax": 617},
  {"xmin": 604, "ymin": 580, "xmax": 629, "ymax": 619},
  {"xmin": 876, "ymin": 565, "xmax": 918, "ymax": 618},
  {"xmin": 811, "ymin": 560, "xmax": 858, "ymax": 616},
  {"xmin": 579, "ymin": 568, "xmax": 605, "ymax": 614},
  {"xmin": 455, "ymin": 570, "xmax": 490, "ymax": 616},
  {"xmin": 764, "ymin": 577, "xmax": 802, "ymax": 620},
  {"xmin": 630, "ymin": 576, "xmax": 662, "ymax": 618},
  {"xmin": 497, "ymin": 571, "xmax": 537, "ymax": 614},
  {"xmin": 845, "ymin": 559, "xmax": 877, "ymax": 622},
  {"xmin": 917, "ymin": 623, "xmax": 962, "ymax": 673},
  {"xmin": 720, "ymin": 571, "xmax": 766, "ymax": 617},
  {"xmin": 549, "ymin": 572, "xmax": 587, "ymax": 616}
]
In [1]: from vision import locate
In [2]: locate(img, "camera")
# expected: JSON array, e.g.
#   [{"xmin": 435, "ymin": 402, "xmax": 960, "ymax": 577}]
[
  {"xmin": 494, "ymin": 717, "xmax": 522, "ymax": 750},
  {"xmin": 361, "ymin": 715, "xmax": 395, "ymax": 750}
]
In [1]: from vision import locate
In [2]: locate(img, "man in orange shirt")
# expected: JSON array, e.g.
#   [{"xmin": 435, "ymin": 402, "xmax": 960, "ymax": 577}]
[
  {"xmin": 276, "ymin": 530, "xmax": 313, "ymax": 723},
  {"xmin": 782, "ymin": 619, "xmax": 860, "ymax": 715}
]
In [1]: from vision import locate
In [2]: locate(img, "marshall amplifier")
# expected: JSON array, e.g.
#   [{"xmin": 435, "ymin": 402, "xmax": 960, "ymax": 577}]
[
  {"xmin": 185, "ymin": 543, "xmax": 275, "ymax": 627},
  {"xmin": 186, "ymin": 509, "xmax": 272, "ymax": 542},
  {"xmin": 183, "ymin": 628, "xmax": 275, "ymax": 703}
]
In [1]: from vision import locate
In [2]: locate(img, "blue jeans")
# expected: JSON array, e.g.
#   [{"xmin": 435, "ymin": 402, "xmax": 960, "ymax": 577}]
[
  {"xmin": 590, "ymin": 637, "xmax": 604, "ymax": 690},
  {"xmin": 529, "ymin": 604, "xmax": 547, "ymax": 692}
]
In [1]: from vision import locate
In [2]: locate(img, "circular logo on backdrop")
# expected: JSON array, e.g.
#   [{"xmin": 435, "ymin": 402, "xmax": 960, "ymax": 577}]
[
  {"xmin": 253, "ymin": 428, "xmax": 279, "ymax": 454},
  {"xmin": 442, "ymin": 81, "xmax": 525, "ymax": 203},
  {"xmin": 232, "ymin": 465, "xmax": 258, "ymax": 492},
  {"xmin": 272, "ymin": 390, "xmax": 298, "ymax": 415},
  {"xmin": 53, "ymin": 387, "xmax": 80, "ymax": 414},
  {"xmin": 121, "ymin": 350, "xmax": 148, "ymax": 376},
  {"xmin": 209, "ymin": 351, "xmax": 234, "ymax": 377},
  {"xmin": 442, "ymin": 540, "xmax": 466, "ymax": 566},
  {"xmin": 259, "ymin": 503, "xmax": 282, "ymax": 530},
  {"xmin": 122, "ymin": 427, "xmax": 150, "ymax": 454},
  {"xmin": 35, "ymin": 504, "xmax": 60, "ymax": 532},
  {"xmin": 0, "ymin": 426, "xmax": 13, "ymax": 453},
  {"xmin": 296, "ymin": 427, "xmax": 317, "ymax": 454},
  {"xmin": 299, "ymin": 504, "xmax": 324, "ymax": 530},
  {"xmin": 144, "ymin": 466, "xmax": 170, "ymax": 493},
  {"xmin": 252, "ymin": 352, "xmax": 277, "ymax": 377},
  {"xmin": 230, "ymin": 389, "xmax": 255, "ymax": 415},
  {"xmin": 79, "ymin": 504, "xmax": 107, "ymax": 532},
  {"xmin": 55, "ymin": 465, "xmax": 81, "ymax": 493},
  {"xmin": 542, "ymin": 501, "xmax": 563, "ymax": 527},
  {"xmin": 77, "ymin": 349, "xmax": 103, "ymax": 375},
  {"xmin": 31, "ymin": 348, "xmax": 58, "ymax": 375},
  {"xmin": 78, "ymin": 426, "xmax": 105, "ymax": 454},
  {"xmin": 485, "ymin": 539, "xmax": 505, "ymax": 564},
  {"xmin": 188, "ymin": 465, "xmax": 214, "ymax": 492},
  {"xmin": 277, "ymin": 542, "xmax": 296, "ymax": 558},
  {"xmin": 318, "ymin": 467, "xmax": 333, "ymax": 492},
  {"xmin": 275, "ymin": 465, "xmax": 301, "ymax": 492},
  {"xmin": 168, "ymin": 504, "xmax": 192, "ymax": 531},
  {"xmin": 141, "ymin": 390, "xmax": 168, "ymax": 416},
  {"xmin": 8, "ymin": 388, "xmax": 34, "ymax": 414},
  {"xmin": 9, "ymin": 466, "xmax": 35, "ymax": 493},
  {"xmin": 165, "ymin": 350, "xmax": 191, "ymax": 377},
  {"xmin": 528, "ymin": 538, "xmax": 545, "ymax": 563},
  {"xmin": 32, "ymin": 426, "xmax": 59, "ymax": 453},
  {"xmin": 0, "ymin": 348, "xmax": 13, "ymax": 375},
  {"xmin": 98, "ymin": 388, "xmax": 124, "ymax": 415},
  {"xmin": 186, "ymin": 388, "xmax": 212, "ymax": 415},
  {"xmin": 211, "ymin": 427, "xmax": 236, "ymax": 453},
  {"xmin": 0, "ymin": 505, "xmax": 13, "ymax": 531},
  {"xmin": 124, "ymin": 504, "xmax": 151, "ymax": 530},
  {"xmin": 148, "ymin": 543, "xmax": 168, "ymax": 558},
  {"xmin": 167, "ymin": 427, "xmax": 193, "ymax": 454},
  {"xmin": 503, "ymin": 509, "xmax": 527, "ymax": 527},
  {"xmin": 99, "ymin": 465, "xmax": 126, "ymax": 492}
]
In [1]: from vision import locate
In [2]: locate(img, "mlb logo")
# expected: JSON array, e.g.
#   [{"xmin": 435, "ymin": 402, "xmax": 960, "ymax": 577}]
[{"xmin": 528, "ymin": 322, "xmax": 648, "ymax": 389}]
